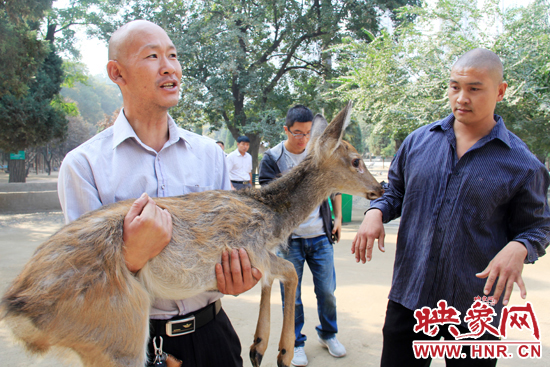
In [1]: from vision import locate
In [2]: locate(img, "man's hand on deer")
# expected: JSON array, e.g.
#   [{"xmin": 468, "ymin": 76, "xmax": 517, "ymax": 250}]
[
  {"xmin": 122, "ymin": 193, "xmax": 173, "ymax": 273},
  {"xmin": 216, "ymin": 248, "xmax": 262, "ymax": 295},
  {"xmin": 352, "ymin": 208, "xmax": 385, "ymax": 263},
  {"xmin": 0, "ymin": 102, "xmax": 383, "ymax": 367}
]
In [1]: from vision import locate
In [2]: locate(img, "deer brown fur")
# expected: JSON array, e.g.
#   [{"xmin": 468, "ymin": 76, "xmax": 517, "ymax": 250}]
[{"xmin": 0, "ymin": 103, "xmax": 383, "ymax": 367}]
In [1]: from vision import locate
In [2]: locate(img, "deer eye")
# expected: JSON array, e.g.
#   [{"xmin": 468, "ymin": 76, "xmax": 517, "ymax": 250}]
[{"xmin": 352, "ymin": 158, "xmax": 360, "ymax": 168}]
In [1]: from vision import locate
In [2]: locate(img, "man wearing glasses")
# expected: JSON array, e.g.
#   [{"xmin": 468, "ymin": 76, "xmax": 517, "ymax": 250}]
[{"xmin": 259, "ymin": 105, "xmax": 345, "ymax": 366}]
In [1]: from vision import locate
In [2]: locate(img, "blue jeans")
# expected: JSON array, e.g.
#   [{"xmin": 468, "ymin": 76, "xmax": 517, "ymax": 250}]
[{"xmin": 279, "ymin": 235, "xmax": 338, "ymax": 347}]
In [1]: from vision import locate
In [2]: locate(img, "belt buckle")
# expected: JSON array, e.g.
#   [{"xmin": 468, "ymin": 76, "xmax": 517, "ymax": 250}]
[{"xmin": 166, "ymin": 315, "xmax": 196, "ymax": 336}]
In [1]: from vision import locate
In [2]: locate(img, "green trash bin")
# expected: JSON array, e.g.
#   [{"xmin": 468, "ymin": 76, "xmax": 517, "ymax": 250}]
[
  {"xmin": 341, "ymin": 193, "xmax": 353, "ymax": 223},
  {"xmin": 329, "ymin": 194, "xmax": 353, "ymax": 223}
]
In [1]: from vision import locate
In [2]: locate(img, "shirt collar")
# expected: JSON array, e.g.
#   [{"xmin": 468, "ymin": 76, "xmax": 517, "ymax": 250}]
[
  {"xmin": 430, "ymin": 113, "xmax": 511, "ymax": 148},
  {"xmin": 112, "ymin": 108, "xmax": 190, "ymax": 150}
]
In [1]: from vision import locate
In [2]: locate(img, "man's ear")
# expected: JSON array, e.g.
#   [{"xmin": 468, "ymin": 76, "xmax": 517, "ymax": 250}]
[
  {"xmin": 497, "ymin": 81, "xmax": 508, "ymax": 102},
  {"xmin": 107, "ymin": 60, "xmax": 126, "ymax": 87}
]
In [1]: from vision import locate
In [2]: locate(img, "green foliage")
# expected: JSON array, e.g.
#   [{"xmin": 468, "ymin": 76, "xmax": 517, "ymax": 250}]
[
  {"xmin": 493, "ymin": 0, "xmax": 550, "ymax": 160},
  {"xmin": 62, "ymin": 61, "xmax": 89, "ymax": 88},
  {"xmin": 367, "ymin": 129, "xmax": 392, "ymax": 157},
  {"xmin": 335, "ymin": 0, "xmax": 550, "ymax": 159},
  {"xmin": 343, "ymin": 119, "xmax": 365, "ymax": 154},
  {"xmin": 0, "ymin": 0, "xmax": 52, "ymax": 98},
  {"xmin": 61, "ymin": 73, "xmax": 123, "ymax": 125},
  {"xmin": 381, "ymin": 142, "xmax": 395, "ymax": 158},
  {"xmin": 0, "ymin": 49, "xmax": 67, "ymax": 152},
  {"xmin": 87, "ymin": 0, "xmax": 420, "ymax": 169},
  {"xmin": 51, "ymin": 94, "xmax": 79, "ymax": 117},
  {"xmin": 44, "ymin": 0, "xmax": 121, "ymax": 55}
]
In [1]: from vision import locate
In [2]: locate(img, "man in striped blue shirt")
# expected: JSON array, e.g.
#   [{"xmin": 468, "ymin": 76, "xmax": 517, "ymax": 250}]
[{"xmin": 352, "ymin": 48, "xmax": 550, "ymax": 366}]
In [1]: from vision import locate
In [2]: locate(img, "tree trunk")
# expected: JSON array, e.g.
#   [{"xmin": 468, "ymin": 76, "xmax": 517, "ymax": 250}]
[
  {"xmin": 248, "ymin": 134, "xmax": 261, "ymax": 174},
  {"xmin": 8, "ymin": 159, "xmax": 26, "ymax": 183}
]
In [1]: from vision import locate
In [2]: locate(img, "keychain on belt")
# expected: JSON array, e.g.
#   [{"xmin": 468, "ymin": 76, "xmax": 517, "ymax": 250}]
[{"xmin": 152, "ymin": 336, "xmax": 168, "ymax": 367}]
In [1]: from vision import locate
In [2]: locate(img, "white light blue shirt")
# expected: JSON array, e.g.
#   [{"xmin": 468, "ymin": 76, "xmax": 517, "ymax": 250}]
[{"xmin": 58, "ymin": 109, "xmax": 231, "ymax": 318}]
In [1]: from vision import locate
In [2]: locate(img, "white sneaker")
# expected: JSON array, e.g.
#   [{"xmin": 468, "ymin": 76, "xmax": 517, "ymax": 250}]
[
  {"xmin": 292, "ymin": 346, "xmax": 308, "ymax": 366},
  {"xmin": 318, "ymin": 336, "xmax": 346, "ymax": 358}
]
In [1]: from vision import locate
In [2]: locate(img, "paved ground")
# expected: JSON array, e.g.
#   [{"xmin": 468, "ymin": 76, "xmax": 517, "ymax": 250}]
[
  {"xmin": 0, "ymin": 169, "xmax": 549, "ymax": 366},
  {"xmin": 0, "ymin": 171, "xmax": 59, "ymax": 184}
]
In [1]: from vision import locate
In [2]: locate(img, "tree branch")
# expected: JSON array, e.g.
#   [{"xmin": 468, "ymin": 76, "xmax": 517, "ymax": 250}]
[{"xmin": 261, "ymin": 31, "xmax": 327, "ymax": 100}]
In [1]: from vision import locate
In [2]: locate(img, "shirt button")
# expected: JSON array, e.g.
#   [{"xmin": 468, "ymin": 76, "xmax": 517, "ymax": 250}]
[{"xmin": 161, "ymin": 185, "xmax": 165, "ymax": 190}]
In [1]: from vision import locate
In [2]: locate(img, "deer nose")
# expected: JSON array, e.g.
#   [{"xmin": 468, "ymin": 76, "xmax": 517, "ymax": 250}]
[{"xmin": 366, "ymin": 187, "xmax": 384, "ymax": 200}]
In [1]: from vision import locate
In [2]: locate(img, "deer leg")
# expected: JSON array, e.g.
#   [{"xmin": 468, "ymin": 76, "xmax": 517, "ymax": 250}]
[
  {"xmin": 273, "ymin": 256, "xmax": 298, "ymax": 367},
  {"xmin": 250, "ymin": 282, "xmax": 273, "ymax": 367}
]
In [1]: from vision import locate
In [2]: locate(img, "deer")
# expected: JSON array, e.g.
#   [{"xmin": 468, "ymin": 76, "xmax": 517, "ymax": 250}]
[{"xmin": 0, "ymin": 102, "xmax": 383, "ymax": 367}]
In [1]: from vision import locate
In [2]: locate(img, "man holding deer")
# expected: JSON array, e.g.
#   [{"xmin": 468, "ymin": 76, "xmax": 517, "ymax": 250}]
[{"xmin": 58, "ymin": 20, "xmax": 261, "ymax": 366}]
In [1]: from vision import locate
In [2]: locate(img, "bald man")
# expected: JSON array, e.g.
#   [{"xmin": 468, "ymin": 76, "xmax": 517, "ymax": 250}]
[
  {"xmin": 353, "ymin": 48, "xmax": 550, "ymax": 367},
  {"xmin": 58, "ymin": 20, "xmax": 260, "ymax": 366}
]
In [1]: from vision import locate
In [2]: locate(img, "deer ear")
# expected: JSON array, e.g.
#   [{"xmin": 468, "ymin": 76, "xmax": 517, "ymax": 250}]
[
  {"xmin": 319, "ymin": 101, "xmax": 352, "ymax": 151},
  {"xmin": 306, "ymin": 113, "xmax": 328, "ymax": 152},
  {"xmin": 311, "ymin": 114, "xmax": 328, "ymax": 139}
]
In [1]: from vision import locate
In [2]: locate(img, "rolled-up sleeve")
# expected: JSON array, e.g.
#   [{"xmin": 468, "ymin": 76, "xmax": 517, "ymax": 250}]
[
  {"xmin": 508, "ymin": 165, "xmax": 550, "ymax": 263},
  {"xmin": 369, "ymin": 141, "xmax": 408, "ymax": 223}
]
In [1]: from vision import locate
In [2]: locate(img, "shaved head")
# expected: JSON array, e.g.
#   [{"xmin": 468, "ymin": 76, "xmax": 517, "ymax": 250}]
[
  {"xmin": 452, "ymin": 48, "xmax": 503, "ymax": 84},
  {"xmin": 108, "ymin": 20, "xmax": 170, "ymax": 61},
  {"xmin": 105, "ymin": 19, "xmax": 182, "ymax": 114}
]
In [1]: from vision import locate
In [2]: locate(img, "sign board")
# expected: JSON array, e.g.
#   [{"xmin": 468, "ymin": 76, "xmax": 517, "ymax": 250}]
[{"xmin": 10, "ymin": 151, "xmax": 25, "ymax": 160}]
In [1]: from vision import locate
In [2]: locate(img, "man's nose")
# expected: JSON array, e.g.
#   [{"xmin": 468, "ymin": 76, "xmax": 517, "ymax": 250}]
[
  {"xmin": 457, "ymin": 91, "xmax": 468, "ymax": 104},
  {"xmin": 160, "ymin": 57, "xmax": 176, "ymax": 75}
]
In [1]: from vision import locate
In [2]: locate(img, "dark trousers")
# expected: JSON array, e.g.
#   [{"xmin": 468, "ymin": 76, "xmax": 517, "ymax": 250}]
[
  {"xmin": 232, "ymin": 182, "xmax": 251, "ymax": 190},
  {"xmin": 381, "ymin": 300, "xmax": 498, "ymax": 367},
  {"xmin": 147, "ymin": 308, "xmax": 243, "ymax": 367}
]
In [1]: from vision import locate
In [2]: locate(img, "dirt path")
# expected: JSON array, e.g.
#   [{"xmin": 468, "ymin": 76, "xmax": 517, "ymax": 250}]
[{"xmin": 0, "ymin": 204, "xmax": 548, "ymax": 366}]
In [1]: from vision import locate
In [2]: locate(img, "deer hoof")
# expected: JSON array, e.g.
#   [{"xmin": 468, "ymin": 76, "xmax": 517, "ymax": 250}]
[
  {"xmin": 249, "ymin": 348, "xmax": 263, "ymax": 367},
  {"xmin": 276, "ymin": 353, "xmax": 291, "ymax": 367}
]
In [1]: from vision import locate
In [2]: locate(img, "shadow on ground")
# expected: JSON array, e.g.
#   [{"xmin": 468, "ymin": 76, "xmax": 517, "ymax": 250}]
[{"xmin": 0, "ymin": 196, "xmax": 548, "ymax": 366}]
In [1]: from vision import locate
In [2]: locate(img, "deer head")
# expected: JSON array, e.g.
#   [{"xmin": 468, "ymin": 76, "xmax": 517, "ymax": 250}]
[{"xmin": 308, "ymin": 102, "xmax": 383, "ymax": 200}]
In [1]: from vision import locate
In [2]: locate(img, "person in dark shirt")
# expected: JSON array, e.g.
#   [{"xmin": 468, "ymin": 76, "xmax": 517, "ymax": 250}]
[{"xmin": 352, "ymin": 48, "xmax": 550, "ymax": 367}]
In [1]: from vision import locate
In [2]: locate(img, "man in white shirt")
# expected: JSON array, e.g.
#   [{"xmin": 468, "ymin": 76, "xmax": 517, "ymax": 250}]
[
  {"xmin": 226, "ymin": 136, "xmax": 253, "ymax": 189},
  {"xmin": 58, "ymin": 20, "xmax": 260, "ymax": 366}
]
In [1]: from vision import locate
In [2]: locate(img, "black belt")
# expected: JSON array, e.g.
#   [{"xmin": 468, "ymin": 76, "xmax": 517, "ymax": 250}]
[
  {"xmin": 231, "ymin": 180, "xmax": 250, "ymax": 184},
  {"xmin": 150, "ymin": 299, "xmax": 222, "ymax": 337}
]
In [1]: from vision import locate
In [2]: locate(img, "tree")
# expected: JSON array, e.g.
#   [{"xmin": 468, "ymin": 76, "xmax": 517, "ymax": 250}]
[
  {"xmin": 0, "ymin": 0, "xmax": 71, "ymax": 182},
  {"xmin": 0, "ymin": 47, "xmax": 68, "ymax": 181},
  {"xmin": 61, "ymin": 72, "xmax": 123, "ymax": 126},
  {"xmin": 343, "ymin": 118, "xmax": 365, "ymax": 154},
  {"xmin": 335, "ymin": 0, "xmax": 550, "ymax": 161},
  {"xmin": 493, "ymin": 0, "xmax": 550, "ymax": 162},
  {"xmin": 89, "ymin": 0, "xmax": 420, "ymax": 170},
  {"xmin": 0, "ymin": 0, "xmax": 52, "ymax": 98}
]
